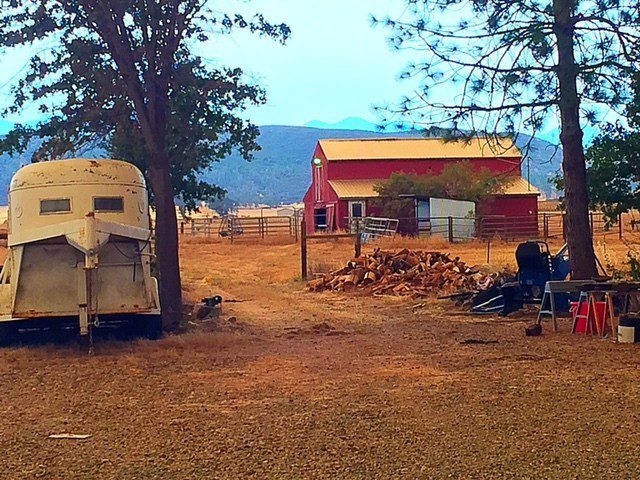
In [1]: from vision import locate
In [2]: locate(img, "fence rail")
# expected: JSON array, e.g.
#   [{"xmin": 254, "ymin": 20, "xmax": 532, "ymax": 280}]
[
  {"xmin": 355, "ymin": 212, "xmax": 629, "ymax": 242},
  {"xmin": 179, "ymin": 215, "xmax": 302, "ymax": 240},
  {"xmin": 178, "ymin": 211, "xmax": 636, "ymax": 244}
]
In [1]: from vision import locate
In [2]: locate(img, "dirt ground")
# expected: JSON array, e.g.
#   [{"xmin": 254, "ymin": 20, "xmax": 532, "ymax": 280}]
[{"xmin": 2, "ymin": 236, "xmax": 640, "ymax": 479}]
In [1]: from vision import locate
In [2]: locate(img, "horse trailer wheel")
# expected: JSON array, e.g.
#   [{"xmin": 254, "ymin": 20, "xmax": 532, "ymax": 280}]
[
  {"xmin": 0, "ymin": 322, "xmax": 19, "ymax": 347},
  {"xmin": 131, "ymin": 315, "xmax": 163, "ymax": 340},
  {"xmin": 145, "ymin": 315, "xmax": 163, "ymax": 340}
]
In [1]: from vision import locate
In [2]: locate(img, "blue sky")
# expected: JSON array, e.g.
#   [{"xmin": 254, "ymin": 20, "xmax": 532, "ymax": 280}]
[
  {"xmin": 0, "ymin": 0, "xmax": 415, "ymax": 131},
  {"xmin": 201, "ymin": 0, "xmax": 415, "ymax": 127},
  {"xmin": 0, "ymin": 0, "xmax": 606, "ymax": 142}
]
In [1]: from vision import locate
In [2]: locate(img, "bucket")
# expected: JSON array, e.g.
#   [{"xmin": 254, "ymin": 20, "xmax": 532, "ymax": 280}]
[
  {"xmin": 618, "ymin": 326, "xmax": 635, "ymax": 344},
  {"xmin": 618, "ymin": 316, "xmax": 640, "ymax": 343}
]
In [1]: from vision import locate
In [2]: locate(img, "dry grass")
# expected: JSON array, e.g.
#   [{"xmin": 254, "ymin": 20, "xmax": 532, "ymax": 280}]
[
  {"xmin": 371, "ymin": 234, "xmax": 635, "ymax": 273},
  {"xmin": 180, "ymin": 233, "xmax": 298, "ymax": 246},
  {"xmin": 4, "ymin": 234, "xmax": 640, "ymax": 478},
  {"xmin": 174, "ymin": 233, "xmax": 640, "ymax": 338},
  {"xmin": 0, "ymin": 233, "xmax": 632, "ymax": 335},
  {"xmin": 0, "ymin": 231, "xmax": 635, "ymax": 292},
  {"xmin": 308, "ymin": 258, "xmax": 343, "ymax": 277}
]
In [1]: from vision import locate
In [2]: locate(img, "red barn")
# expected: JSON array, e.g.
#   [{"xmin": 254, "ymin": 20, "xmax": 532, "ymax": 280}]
[{"xmin": 302, "ymin": 137, "xmax": 540, "ymax": 236}]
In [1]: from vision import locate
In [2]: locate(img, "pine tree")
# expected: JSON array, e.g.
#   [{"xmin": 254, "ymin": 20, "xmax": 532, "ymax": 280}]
[{"xmin": 378, "ymin": 0, "xmax": 639, "ymax": 278}]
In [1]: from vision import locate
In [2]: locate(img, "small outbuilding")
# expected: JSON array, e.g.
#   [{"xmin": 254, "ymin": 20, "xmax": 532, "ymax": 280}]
[{"xmin": 302, "ymin": 137, "xmax": 540, "ymax": 237}]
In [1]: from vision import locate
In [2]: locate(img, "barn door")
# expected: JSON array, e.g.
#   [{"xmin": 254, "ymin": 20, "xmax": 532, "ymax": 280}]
[
  {"xmin": 326, "ymin": 205, "xmax": 335, "ymax": 231},
  {"xmin": 417, "ymin": 200, "xmax": 430, "ymax": 236}
]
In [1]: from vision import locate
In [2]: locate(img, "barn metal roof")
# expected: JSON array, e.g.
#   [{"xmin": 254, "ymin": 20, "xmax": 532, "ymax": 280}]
[
  {"xmin": 319, "ymin": 137, "xmax": 522, "ymax": 161},
  {"xmin": 500, "ymin": 176, "xmax": 540, "ymax": 195},
  {"xmin": 328, "ymin": 176, "xmax": 539, "ymax": 199},
  {"xmin": 328, "ymin": 179, "xmax": 383, "ymax": 199}
]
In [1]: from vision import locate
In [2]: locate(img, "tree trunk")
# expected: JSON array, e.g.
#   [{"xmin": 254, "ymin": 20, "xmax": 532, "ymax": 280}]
[
  {"xmin": 553, "ymin": 0, "xmax": 598, "ymax": 279},
  {"xmin": 148, "ymin": 154, "xmax": 183, "ymax": 330}
]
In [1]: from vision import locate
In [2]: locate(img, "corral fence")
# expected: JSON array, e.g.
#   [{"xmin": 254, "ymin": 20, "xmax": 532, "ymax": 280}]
[
  {"xmin": 300, "ymin": 217, "xmax": 361, "ymax": 280},
  {"xmin": 179, "ymin": 215, "xmax": 302, "ymax": 240},
  {"xmin": 179, "ymin": 211, "xmax": 639, "ymax": 244},
  {"xmin": 357, "ymin": 212, "xmax": 631, "ymax": 243}
]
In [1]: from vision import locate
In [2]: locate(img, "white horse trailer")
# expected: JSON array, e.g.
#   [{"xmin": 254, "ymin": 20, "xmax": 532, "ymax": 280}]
[{"xmin": 0, "ymin": 159, "xmax": 161, "ymax": 344}]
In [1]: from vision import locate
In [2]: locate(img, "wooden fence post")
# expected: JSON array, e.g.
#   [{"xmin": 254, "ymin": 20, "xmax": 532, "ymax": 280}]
[
  {"xmin": 543, "ymin": 213, "xmax": 548, "ymax": 239},
  {"xmin": 590, "ymin": 212, "xmax": 594, "ymax": 235},
  {"xmin": 355, "ymin": 222, "xmax": 362, "ymax": 258},
  {"xmin": 180, "ymin": 221, "xmax": 184, "ymax": 235},
  {"xmin": 486, "ymin": 237, "xmax": 491, "ymax": 264},
  {"xmin": 448, "ymin": 216, "xmax": 454, "ymax": 243},
  {"xmin": 301, "ymin": 218, "xmax": 308, "ymax": 280},
  {"xmin": 619, "ymin": 213, "xmax": 623, "ymax": 240}
]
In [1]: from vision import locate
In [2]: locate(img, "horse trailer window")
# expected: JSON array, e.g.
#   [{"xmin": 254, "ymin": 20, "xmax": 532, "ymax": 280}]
[
  {"xmin": 40, "ymin": 198, "xmax": 71, "ymax": 214},
  {"xmin": 94, "ymin": 196, "xmax": 124, "ymax": 212}
]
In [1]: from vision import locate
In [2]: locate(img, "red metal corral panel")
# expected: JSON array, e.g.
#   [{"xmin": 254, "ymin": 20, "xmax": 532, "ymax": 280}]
[
  {"xmin": 482, "ymin": 195, "xmax": 538, "ymax": 216},
  {"xmin": 479, "ymin": 195, "xmax": 539, "ymax": 237}
]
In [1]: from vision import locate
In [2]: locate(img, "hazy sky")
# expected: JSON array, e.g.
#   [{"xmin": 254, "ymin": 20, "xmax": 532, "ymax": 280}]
[
  {"xmin": 203, "ymin": 0, "xmax": 415, "ymax": 126},
  {"xmin": 0, "ymin": 0, "xmax": 619, "ymax": 141},
  {"xmin": 0, "ymin": 0, "xmax": 415, "ymax": 128}
]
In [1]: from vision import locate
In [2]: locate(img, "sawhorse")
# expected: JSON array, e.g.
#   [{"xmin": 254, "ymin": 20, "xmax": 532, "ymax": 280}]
[{"xmin": 537, "ymin": 280, "xmax": 597, "ymax": 332}]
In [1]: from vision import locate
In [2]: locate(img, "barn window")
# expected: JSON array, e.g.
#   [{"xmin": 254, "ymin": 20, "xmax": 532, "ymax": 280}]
[
  {"xmin": 40, "ymin": 198, "xmax": 71, "ymax": 214},
  {"xmin": 314, "ymin": 208, "xmax": 327, "ymax": 231},
  {"xmin": 93, "ymin": 196, "xmax": 124, "ymax": 212}
]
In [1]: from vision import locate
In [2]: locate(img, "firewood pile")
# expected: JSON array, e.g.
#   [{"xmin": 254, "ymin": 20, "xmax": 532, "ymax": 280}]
[{"xmin": 307, "ymin": 248, "xmax": 499, "ymax": 297}]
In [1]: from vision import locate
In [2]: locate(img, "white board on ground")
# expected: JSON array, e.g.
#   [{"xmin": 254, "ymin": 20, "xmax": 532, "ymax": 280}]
[{"xmin": 48, "ymin": 433, "xmax": 93, "ymax": 440}]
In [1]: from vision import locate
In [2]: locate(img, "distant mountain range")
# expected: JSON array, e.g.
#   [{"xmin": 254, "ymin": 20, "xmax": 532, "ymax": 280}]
[
  {"xmin": 0, "ymin": 121, "xmax": 562, "ymax": 205},
  {"xmin": 305, "ymin": 117, "xmax": 381, "ymax": 132},
  {"xmin": 201, "ymin": 125, "xmax": 562, "ymax": 204}
]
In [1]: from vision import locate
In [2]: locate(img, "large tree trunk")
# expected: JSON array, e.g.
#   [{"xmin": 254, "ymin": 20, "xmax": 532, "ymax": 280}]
[
  {"xmin": 553, "ymin": 0, "xmax": 598, "ymax": 279},
  {"xmin": 148, "ymin": 154, "xmax": 183, "ymax": 330},
  {"xmin": 77, "ymin": 0, "xmax": 184, "ymax": 327}
]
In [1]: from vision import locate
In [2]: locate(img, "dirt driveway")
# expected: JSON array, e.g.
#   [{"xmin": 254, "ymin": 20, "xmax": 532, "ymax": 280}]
[{"xmin": 1, "ymin": 239, "xmax": 640, "ymax": 479}]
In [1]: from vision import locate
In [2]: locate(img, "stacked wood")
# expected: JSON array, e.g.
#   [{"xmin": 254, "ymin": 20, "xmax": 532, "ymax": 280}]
[{"xmin": 307, "ymin": 248, "xmax": 497, "ymax": 297}]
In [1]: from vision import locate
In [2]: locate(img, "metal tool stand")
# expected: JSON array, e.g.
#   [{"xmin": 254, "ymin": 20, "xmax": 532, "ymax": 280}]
[
  {"xmin": 537, "ymin": 280, "xmax": 597, "ymax": 332},
  {"xmin": 537, "ymin": 282, "xmax": 558, "ymax": 331}
]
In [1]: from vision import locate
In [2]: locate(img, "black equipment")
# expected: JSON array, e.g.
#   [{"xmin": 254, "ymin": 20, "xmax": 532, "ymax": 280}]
[{"xmin": 472, "ymin": 241, "xmax": 571, "ymax": 316}]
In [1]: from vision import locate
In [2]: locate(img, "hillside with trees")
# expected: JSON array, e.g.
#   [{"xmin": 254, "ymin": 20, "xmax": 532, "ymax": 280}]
[{"xmin": 0, "ymin": 124, "xmax": 561, "ymax": 206}]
